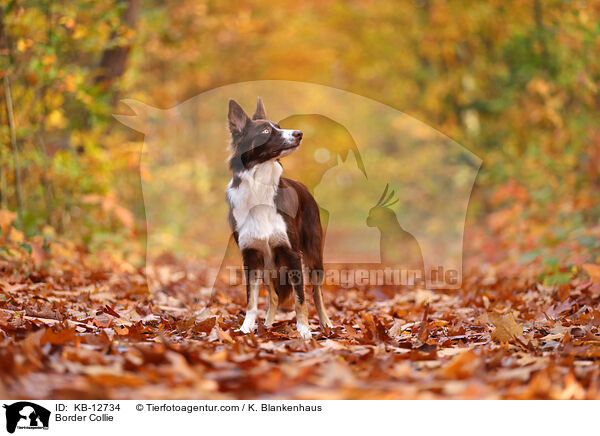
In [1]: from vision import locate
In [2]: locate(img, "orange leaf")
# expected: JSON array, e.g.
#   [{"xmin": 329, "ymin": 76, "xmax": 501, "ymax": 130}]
[
  {"xmin": 583, "ymin": 264, "xmax": 600, "ymax": 284},
  {"xmin": 488, "ymin": 311, "xmax": 523, "ymax": 343}
]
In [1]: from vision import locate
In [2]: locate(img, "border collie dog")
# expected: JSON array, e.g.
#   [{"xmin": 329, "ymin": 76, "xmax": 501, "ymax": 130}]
[{"xmin": 226, "ymin": 97, "xmax": 332, "ymax": 339}]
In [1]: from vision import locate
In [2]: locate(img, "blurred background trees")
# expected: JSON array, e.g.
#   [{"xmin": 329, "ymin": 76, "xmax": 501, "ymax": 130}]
[{"xmin": 0, "ymin": 0, "xmax": 599, "ymax": 271}]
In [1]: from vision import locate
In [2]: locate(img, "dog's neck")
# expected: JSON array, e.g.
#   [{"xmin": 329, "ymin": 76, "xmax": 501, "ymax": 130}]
[
  {"xmin": 227, "ymin": 160, "xmax": 283, "ymax": 220},
  {"xmin": 231, "ymin": 160, "xmax": 283, "ymax": 189}
]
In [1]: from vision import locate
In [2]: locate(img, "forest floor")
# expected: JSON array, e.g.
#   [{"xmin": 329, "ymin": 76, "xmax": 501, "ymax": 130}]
[{"xmin": 2, "ymin": 236, "xmax": 600, "ymax": 400}]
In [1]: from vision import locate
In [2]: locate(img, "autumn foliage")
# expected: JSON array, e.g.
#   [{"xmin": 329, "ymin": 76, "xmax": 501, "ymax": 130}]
[{"xmin": 1, "ymin": 1, "xmax": 600, "ymax": 399}]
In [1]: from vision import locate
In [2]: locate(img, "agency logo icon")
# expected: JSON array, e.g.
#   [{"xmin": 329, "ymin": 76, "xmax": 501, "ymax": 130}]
[{"xmin": 2, "ymin": 402, "xmax": 50, "ymax": 434}]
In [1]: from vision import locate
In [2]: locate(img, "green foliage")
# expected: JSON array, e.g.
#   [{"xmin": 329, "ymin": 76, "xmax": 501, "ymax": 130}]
[{"xmin": 1, "ymin": 0, "xmax": 140, "ymax": 245}]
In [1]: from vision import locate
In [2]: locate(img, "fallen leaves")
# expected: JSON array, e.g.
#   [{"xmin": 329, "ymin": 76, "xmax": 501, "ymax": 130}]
[
  {"xmin": 1, "ymin": 239, "xmax": 600, "ymax": 400},
  {"xmin": 441, "ymin": 350, "xmax": 481, "ymax": 380}
]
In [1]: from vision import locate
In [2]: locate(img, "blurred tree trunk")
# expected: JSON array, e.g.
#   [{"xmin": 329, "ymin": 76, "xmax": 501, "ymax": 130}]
[
  {"xmin": 533, "ymin": 0, "xmax": 549, "ymax": 70},
  {"xmin": 1, "ymin": 3, "xmax": 23, "ymax": 225},
  {"xmin": 4, "ymin": 76, "xmax": 23, "ymax": 229},
  {"xmin": 0, "ymin": 3, "xmax": 9, "ymax": 210},
  {"xmin": 96, "ymin": 0, "xmax": 140, "ymax": 93},
  {"xmin": 36, "ymin": 1, "xmax": 57, "ymax": 227}
]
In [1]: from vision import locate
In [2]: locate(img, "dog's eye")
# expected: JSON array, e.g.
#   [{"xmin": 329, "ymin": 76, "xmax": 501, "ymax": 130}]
[{"xmin": 262, "ymin": 128, "xmax": 270, "ymax": 134}]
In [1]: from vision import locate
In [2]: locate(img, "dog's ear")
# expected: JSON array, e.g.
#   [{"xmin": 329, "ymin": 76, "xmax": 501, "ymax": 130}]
[
  {"xmin": 228, "ymin": 99, "xmax": 249, "ymax": 134},
  {"xmin": 252, "ymin": 96, "xmax": 267, "ymax": 120}
]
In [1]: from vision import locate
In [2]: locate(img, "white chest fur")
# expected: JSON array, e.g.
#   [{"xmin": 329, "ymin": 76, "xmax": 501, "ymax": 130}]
[{"xmin": 226, "ymin": 161, "xmax": 290, "ymax": 254}]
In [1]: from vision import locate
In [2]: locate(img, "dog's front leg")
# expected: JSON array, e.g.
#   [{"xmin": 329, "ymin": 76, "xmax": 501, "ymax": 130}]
[
  {"xmin": 274, "ymin": 246, "xmax": 311, "ymax": 340},
  {"xmin": 240, "ymin": 248, "xmax": 263, "ymax": 334},
  {"xmin": 294, "ymin": 282, "xmax": 311, "ymax": 340}
]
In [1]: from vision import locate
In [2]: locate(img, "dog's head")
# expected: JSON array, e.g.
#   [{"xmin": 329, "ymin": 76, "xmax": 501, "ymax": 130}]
[{"xmin": 227, "ymin": 97, "xmax": 303, "ymax": 171}]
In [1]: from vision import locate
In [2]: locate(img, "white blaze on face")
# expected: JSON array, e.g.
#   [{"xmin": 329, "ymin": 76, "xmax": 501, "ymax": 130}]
[
  {"xmin": 281, "ymin": 128, "xmax": 296, "ymax": 145},
  {"xmin": 279, "ymin": 129, "xmax": 300, "ymax": 157},
  {"xmin": 269, "ymin": 122, "xmax": 296, "ymax": 143}
]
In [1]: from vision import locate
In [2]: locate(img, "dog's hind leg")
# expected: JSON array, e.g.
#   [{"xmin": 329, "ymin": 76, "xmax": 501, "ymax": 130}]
[
  {"xmin": 313, "ymin": 284, "xmax": 333, "ymax": 330},
  {"xmin": 310, "ymin": 265, "xmax": 333, "ymax": 330},
  {"xmin": 264, "ymin": 273, "xmax": 278, "ymax": 328}
]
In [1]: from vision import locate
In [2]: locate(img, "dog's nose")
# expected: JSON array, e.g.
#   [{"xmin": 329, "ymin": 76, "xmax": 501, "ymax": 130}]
[{"xmin": 293, "ymin": 130, "xmax": 303, "ymax": 140}]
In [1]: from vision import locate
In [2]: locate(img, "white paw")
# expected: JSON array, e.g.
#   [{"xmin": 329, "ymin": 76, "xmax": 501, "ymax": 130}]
[
  {"xmin": 321, "ymin": 321, "xmax": 334, "ymax": 330},
  {"xmin": 297, "ymin": 323, "xmax": 312, "ymax": 340},
  {"xmin": 240, "ymin": 318, "xmax": 257, "ymax": 334}
]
